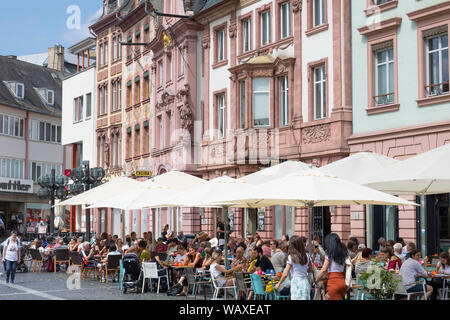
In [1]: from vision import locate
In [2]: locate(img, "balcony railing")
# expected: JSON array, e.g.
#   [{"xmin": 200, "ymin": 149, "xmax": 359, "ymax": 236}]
[{"xmin": 425, "ymin": 82, "xmax": 450, "ymax": 97}]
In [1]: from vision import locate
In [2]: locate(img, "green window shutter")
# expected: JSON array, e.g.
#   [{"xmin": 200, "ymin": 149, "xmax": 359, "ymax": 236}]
[
  {"xmin": 127, "ymin": 80, "xmax": 132, "ymax": 87},
  {"xmin": 144, "ymin": 24, "xmax": 150, "ymax": 31},
  {"xmin": 127, "ymin": 35, "xmax": 132, "ymax": 42},
  {"xmin": 143, "ymin": 120, "xmax": 149, "ymax": 128},
  {"xmin": 143, "ymin": 70, "xmax": 149, "ymax": 78},
  {"xmin": 135, "ymin": 76, "xmax": 140, "ymax": 83},
  {"xmin": 135, "ymin": 30, "xmax": 141, "ymax": 38},
  {"xmin": 127, "ymin": 127, "xmax": 132, "ymax": 134},
  {"xmin": 135, "ymin": 124, "xmax": 140, "ymax": 131}
]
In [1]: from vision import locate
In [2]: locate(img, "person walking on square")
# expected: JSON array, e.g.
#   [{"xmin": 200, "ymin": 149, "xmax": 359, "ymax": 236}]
[{"xmin": 2, "ymin": 231, "xmax": 21, "ymax": 284}]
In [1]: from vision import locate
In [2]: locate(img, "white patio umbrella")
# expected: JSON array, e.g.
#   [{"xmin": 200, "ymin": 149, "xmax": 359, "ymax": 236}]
[
  {"xmin": 150, "ymin": 175, "xmax": 252, "ymax": 268},
  {"xmin": 56, "ymin": 176, "xmax": 142, "ymax": 206},
  {"xmin": 320, "ymin": 151, "xmax": 400, "ymax": 184},
  {"xmin": 208, "ymin": 168, "xmax": 418, "ymax": 254},
  {"xmin": 239, "ymin": 160, "xmax": 312, "ymax": 185},
  {"xmin": 88, "ymin": 182, "xmax": 178, "ymax": 211},
  {"xmin": 143, "ymin": 170, "xmax": 205, "ymax": 191},
  {"xmin": 364, "ymin": 143, "xmax": 450, "ymax": 195}
]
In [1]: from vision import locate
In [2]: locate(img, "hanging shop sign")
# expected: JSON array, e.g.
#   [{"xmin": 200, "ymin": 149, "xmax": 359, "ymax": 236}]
[
  {"xmin": 0, "ymin": 178, "xmax": 33, "ymax": 194},
  {"xmin": 135, "ymin": 170, "xmax": 152, "ymax": 177},
  {"xmin": 257, "ymin": 208, "xmax": 265, "ymax": 231}
]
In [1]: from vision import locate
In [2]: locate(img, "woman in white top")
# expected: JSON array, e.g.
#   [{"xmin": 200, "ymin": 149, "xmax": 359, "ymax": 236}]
[
  {"xmin": 275, "ymin": 235, "xmax": 313, "ymax": 300},
  {"xmin": 430, "ymin": 252, "xmax": 450, "ymax": 300},
  {"xmin": 1, "ymin": 231, "xmax": 21, "ymax": 284},
  {"xmin": 209, "ymin": 249, "xmax": 242, "ymax": 287}
]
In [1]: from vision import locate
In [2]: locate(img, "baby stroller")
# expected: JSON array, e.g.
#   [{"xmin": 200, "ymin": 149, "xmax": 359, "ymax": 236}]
[
  {"xmin": 122, "ymin": 253, "xmax": 143, "ymax": 294},
  {"xmin": 16, "ymin": 243, "xmax": 29, "ymax": 273}
]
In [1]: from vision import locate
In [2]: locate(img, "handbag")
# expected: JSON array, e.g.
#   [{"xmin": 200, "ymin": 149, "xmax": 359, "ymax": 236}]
[
  {"xmin": 46, "ymin": 257, "xmax": 54, "ymax": 272},
  {"xmin": 344, "ymin": 258, "xmax": 352, "ymax": 289}
]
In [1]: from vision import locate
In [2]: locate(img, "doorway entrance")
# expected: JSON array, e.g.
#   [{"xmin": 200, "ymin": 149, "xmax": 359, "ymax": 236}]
[
  {"xmin": 245, "ymin": 208, "xmax": 257, "ymax": 236},
  {"xmin": 312, "ymin": 207, "xmax": 331, "ymax": 245}
]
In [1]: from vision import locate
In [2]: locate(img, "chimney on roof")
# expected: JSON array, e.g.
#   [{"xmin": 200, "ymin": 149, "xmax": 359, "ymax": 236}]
[{"xmin": 48, "ymin": 45, "xmax": 65, "ymax": 71}]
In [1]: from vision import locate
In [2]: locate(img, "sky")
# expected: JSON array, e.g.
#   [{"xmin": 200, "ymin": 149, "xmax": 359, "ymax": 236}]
[{"xmin": 0, "ymin": 0, "xmax": 103, "ymax": 56}]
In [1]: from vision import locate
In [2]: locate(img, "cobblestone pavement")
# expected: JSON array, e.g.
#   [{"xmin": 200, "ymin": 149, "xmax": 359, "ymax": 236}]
[{"xmin": 0, "ymin": 264, "xmax": 198, "ymax": 300}]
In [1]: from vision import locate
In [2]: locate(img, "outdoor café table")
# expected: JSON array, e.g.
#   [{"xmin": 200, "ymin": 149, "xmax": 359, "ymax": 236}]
[{"xmin": 421, "ymin": 273, "xmax": 450, "ymax": 300}]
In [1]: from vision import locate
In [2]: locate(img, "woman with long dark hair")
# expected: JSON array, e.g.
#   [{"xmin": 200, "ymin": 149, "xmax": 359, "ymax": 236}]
[
  {"xmin": 275, "ymin": 235, "xmax": 313, "ymax": 300},
  {"xmin": 1, "ymin": 231, "xmax": 21, "ymax": 284},
  {"xmin": 315, "ymin": 233, "xmax": 349, "ymax": 300}
]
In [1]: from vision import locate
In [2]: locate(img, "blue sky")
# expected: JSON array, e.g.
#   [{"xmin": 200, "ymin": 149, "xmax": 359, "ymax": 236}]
[{"xmin": 0, "ymin": 0, "xmax": 103, "ymax": 56}]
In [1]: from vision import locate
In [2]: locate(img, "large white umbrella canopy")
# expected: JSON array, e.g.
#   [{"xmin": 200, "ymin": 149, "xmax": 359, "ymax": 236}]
[
  {"xmin": 143, "ymin": 170, "xmax": 205, "ymax": 191},
  {"xmin": 239, "ymin": 160, "xmax": 311, "ymax": 185},
  {"xmin": 209, "ymin": 168, "xmax": 418, "ymax": 254},
  {"xmin": 320, "ymin": 151, "xmax": 400, "ymax": 184},
  {"xmin": 56, "ymin": 176, "xmax": 142, "ymax": 206},
  {"xmin": 88, "ymin": 182, "xmax": 178, "ymax": 210},
  {"xmin": 150, "ymin": 175, "xmax": 250, "ymax": 208},
  {"xmin": 364, "ymin": 143, "xmax": 450, "ymax": 195}
]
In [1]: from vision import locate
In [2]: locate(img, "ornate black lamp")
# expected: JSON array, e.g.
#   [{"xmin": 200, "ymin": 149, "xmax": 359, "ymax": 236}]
[
  {"xmin": 37, "ymin": 169, "xmax": 70, "ymax": 234},
  {"xmin": 69, "ymin": 161, "xmax": 104, "ymax": 241}
]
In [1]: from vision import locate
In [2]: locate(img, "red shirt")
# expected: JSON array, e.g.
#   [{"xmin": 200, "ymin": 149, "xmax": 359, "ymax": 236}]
[
  {"xmin": 387, "ymin": 259, "xmax": 402, "ymax": 271},
  {"xmin": 155, "ymin": 243, "xmax": 167, "ymax": 254}
]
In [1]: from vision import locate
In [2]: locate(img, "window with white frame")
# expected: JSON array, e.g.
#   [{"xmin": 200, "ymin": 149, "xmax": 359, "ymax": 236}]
[
  {"xmin": 425, "ymin": 32, "xmax": 449, "ymax": 96},
  {"xmin": 159, "ymin": 116, "xmax": 163, "ymax": 148},
  {"xmin": 0, "ymin": 114, "xmax": 24, "ymax": 138},
  {"xmin": 280, "ymin": 2, "xmax": 291, "ymax": 39},
  {"xmin": 314, "ymin": 65, "xmax": 326, "ymax": 120},
  {"xmin": 86, "ymin": 93, "xmax": 92, "ymax": 118},
  {"xmin": 113, "ymin": 36, "xmax": 118, "ymax": 61},
  {"xmin": 217, "ymin": 29, "xmax": 225, "ymax": 62},
  {"xmin": 0, "ymin": 158, "xmax": 24, "ymax": 179},
  {"xmin": 15, "ymin": 83, "xmax": 24, "ymax": 99},
  {"xmin": 117, "ymin": 80, "xmax": 122, "ymax": 109},
  {"xmin": 112, "ymin": 82, "xmax": 117, "ymax": 111},
  {"xmin": 29, "ymin": 120, "xmax": 60, "ymax": 143},
  {"xmin": 99, "ymin": 44, "xmax": 103, "ymax": 66},
  {"xmin": 243, "ymin": 18, "xmax": 251, "ymax": 53},
  {"xmin": 374, "ymin": 46, "xmax": 395, "ymax": 106},
  {"xmin": 217, "ymin": 94, "xmax": 226, "ymax": 138},
  {"xmin": 104, "ymin": 85, "xmax": 108, "ymax": 114},
  {"xmin": 47, "ymin": 90, "xmax": 54, "ymax": 105},
  {"xmin": 159, "ymin": 61, "xmax": 164, "ymax": 87},
  {"xmin": 261, "ymin": 10, "xmax": 271, "ymax": 46},
  {"xmin": 313, "ymin": 0, "xmax": 325, "ymax": 27},
  {"xmin": 118, "ymin": 34, "xmax": 122, "ymax": 59},
  {"xmin": 179, "ymin": 47, "xmax": 185, "ymax": 76},
  {"xmin": 252, "ymin": 78, "xmax": 270, "ymax": 127},
  {"xmin": 74, "ymin": 96, "xmax": 84, "ymax": 122},
  {"xmin": 279, "ymin": 76, "xmax": 289, "ymax": 126},
  {"xmin": 104, "ymin": 41, "xmax": 109, "ymax": 66},
  {"xmin": 28, "ymin": 161, "xmax": 61, "ymax": 182}
]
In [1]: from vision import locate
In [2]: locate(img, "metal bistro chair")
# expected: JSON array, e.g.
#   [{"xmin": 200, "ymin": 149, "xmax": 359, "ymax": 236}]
[
  {"xmin": 142, "ymin": 262, "xmax": 169, "ymax": 294},
  {"xmin": 235, "ymin": 272, "xmax": 251, "ymax": 300},
  {"xmin": 29, "ymin": 249, "xmax": 44, "ymax": 272},
  {"xmin": 103, "ymin": 255, "xmax": 122, "ymax": 283},
  {"xmin": 249, "ymin": 274, "xmax": 271, "ymax": 300},
  {"xmin": 185, "ymin": 267, "xmax": 212, "ymax": 300},
  {"xmin": 118, "ymin": 259, "xmax": 125, "ymax": 291},
  {"xmin": 210, "ymin": 272, "xmax": 238, "ymax": 300},
  {"xmin": 268, "ymin": 274, "xmax": 290, "ymax": 300},
  {"xmin": 54, "ymin": 249, "xmax": 70, "ymax": 273}
]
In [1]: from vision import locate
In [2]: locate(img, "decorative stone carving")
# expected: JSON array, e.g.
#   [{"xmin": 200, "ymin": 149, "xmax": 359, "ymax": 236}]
[
  {"xmin": 292, "ymin": 0, "xmax": 302, "ymax": 13},
  {"xmin": 302, "ymin": 124, "xmax": 331, "ymax": 144},
  {"xmin": 156, "ymin": 90, "xmax": 175, "ymax": 110},
  {"xmin": 176, "ymin": 84, "xmax": 193, "ymax": 132},
  {"xmin": 229, "ymin": 23, "xmax": 237, "ymax": 38},
  {"xmin": 104, "ymin": 137, "xmax": 110, "ymax": 168}
]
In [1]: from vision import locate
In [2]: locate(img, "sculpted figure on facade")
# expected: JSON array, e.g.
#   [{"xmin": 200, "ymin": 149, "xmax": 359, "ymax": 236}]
[{"xmin": 177, "ymin": 84, "xmax": 193, "ymax": 132}]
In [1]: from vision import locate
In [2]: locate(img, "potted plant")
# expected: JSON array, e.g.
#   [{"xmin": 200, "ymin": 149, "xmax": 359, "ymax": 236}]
[{"xmin": 359, "ymin": 264, "xmax": 400, "ymax": 300}]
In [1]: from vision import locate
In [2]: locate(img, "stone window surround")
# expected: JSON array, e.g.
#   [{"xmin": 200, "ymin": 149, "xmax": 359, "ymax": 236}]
[
  {"xmin": 275, "ymin": 0, "xmax": 293, "ymax": 42},
  {"xmin": 365, "ymin": 0, "xmax": 398, "ymax": 17},
  {"xmin": 407, "ymin": 2, "xmax": 450, "ymax": 107},
  {"xmin": 238, "ymin": 11, "xmax": 253, "ymax": 56},
  {"xmin": 212, "ymin": 22, "xmax": 228, "ymax": 69},
  {"xmin": 358, "ymin": 17, "xmax": 401, "ymax": 115},
  {"xmin": 97, "ymin": 82, "xmax": 109, "ymax": 117},
  {"xmin": 307, "ymin": 57, "xmax": 329, "ymax": 121},
  {"xmin": 306, "ymin": 0, "xmax": 329, "ymax": 37},
  {"xmin": 255, "ymin": 2, "xmax": 274, "ymax": 49}
]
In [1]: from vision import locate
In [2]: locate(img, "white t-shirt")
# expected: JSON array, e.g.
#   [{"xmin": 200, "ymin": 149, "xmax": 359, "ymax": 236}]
[
  {"xmin": 287, "ymin": 254, "xmax": 310, "ymax": 278},
  {"xmin": 4, "ymin": 239, "xmax": 19, "ymax": 262},
  {"xmin": 325, "ymin": 254, "xmax": 345, "ymax": 273},
  {"xmin": 437, "ymin": 262, "xmax": 450, "ymax": 275}
]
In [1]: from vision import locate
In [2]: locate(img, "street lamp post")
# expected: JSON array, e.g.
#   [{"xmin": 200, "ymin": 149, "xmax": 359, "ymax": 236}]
[
  {"xmin": 70, "ymin": 161, "xmax": 104, "ymax": 242},
  {"xmin": 37, "ymin": 169, "xmax": 69, "ymax": 234}
]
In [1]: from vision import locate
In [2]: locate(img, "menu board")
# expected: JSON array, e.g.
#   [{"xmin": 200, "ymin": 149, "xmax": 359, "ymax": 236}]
[{"xmin": 257, "ymin": 208, "xmax": 265, "ymax": 231}]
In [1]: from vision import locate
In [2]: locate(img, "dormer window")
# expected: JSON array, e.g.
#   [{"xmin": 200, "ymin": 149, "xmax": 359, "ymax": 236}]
[
  {"xmin": 47, "ymin": 90, "xmax": 54, "ymax": 105},
  {"xmin": 15, "ymin": 83, "xmax": 24, "ymax": 99}
]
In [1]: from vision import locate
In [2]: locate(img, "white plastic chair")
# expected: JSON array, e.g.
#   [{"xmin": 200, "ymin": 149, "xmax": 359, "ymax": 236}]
[
  {"xmin": 210, "ymin": 272, "xmax": 237, "ymax": 300},
  {"xmin": 392, "ymin": 275, "xmax": 427, "ymax": 300},
  {"xmin": 141, "ymin": 262, "xmax": 168, "ymax": 294}
]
